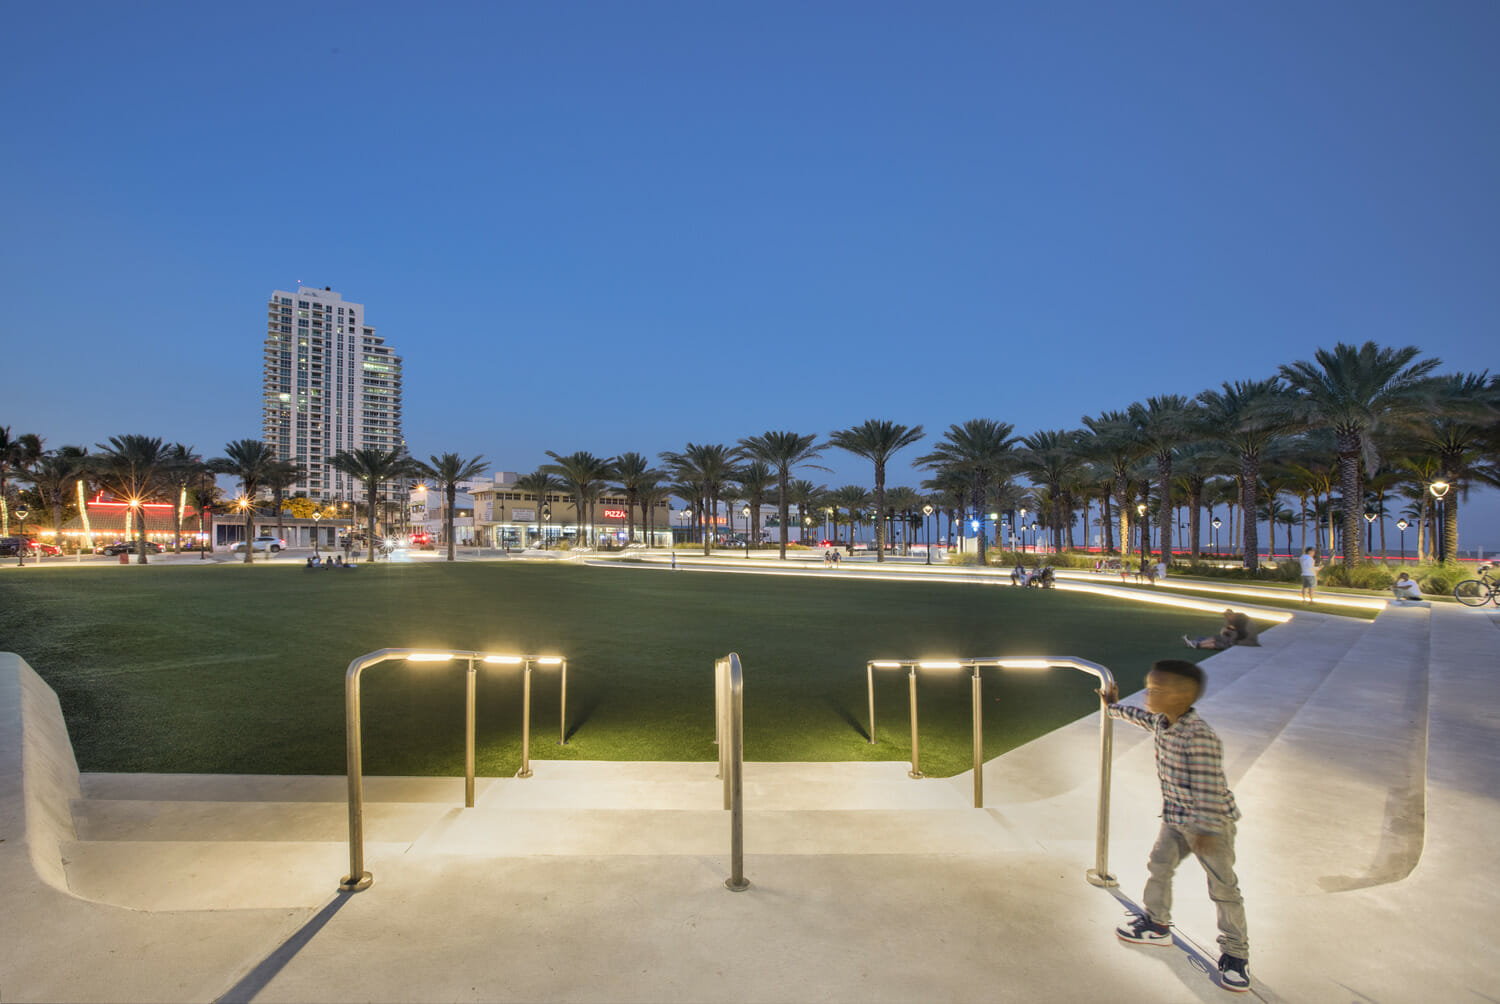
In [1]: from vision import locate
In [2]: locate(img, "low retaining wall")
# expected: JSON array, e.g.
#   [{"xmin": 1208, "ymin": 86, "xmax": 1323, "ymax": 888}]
[{"xmin": 0, "ymin": 652, "xmax": 82, "ymax": 892}]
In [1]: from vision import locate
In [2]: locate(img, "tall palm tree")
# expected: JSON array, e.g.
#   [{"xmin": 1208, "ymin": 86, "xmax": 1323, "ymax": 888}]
[
  {"xmin": 638, "ymin": 479, "xmax": 673, "ymax": 547},
  {"xmin": 737, "ymin": 431, "xmax": 825, "ymax": 559},
  {"xmin": 734, "ymin": 460, "xmax": 774, "ymax": 549},
  {"xmin": 160, "ymin": 444, "xmax": 207, "ymax": 554},
  {"xmin": 411, "ymin": 453, "xmax": 490, "ymax": 560},
  {"xmin": 513, "ymin": 470, "xmax": 564, "ymax": 547},
  {"xmin": 93, "ymin": 434, "xmax": 171, "ymax": 564},
  {"xmin": 1410, "ymin": 372, "xmax": 1500, "ymax": 562},
  {"xmin": 884, "ymin": 485, "xmax": 924, "ymax": 553},
  {"xmin": 827, "ymin": 420, "xmax": 924, "ymax": 562},
  {"xmin": 1018, "ymin": 429, "xmax": 1084, "ymax": 555},
  {"xmin": 1197, "ymin": 379, "xmax": 1296, "ymax": 572},
  {"xmin": 1, "ymin": 427, "xmax": 44, "ymax": 536},
  {"xmin": 661, "ymin": 443, "xmax": 736, "ymax": 555},
  {"xmin": 920, "ymin": 468, "xmax": 970, "ymax": 549},
  {"xmin": 779, "ymin": 478, "xmax": 826, "ymax": 544},
  {"xmin": 209, "ymin": 439, "xmax": 279, "ymax": 564},
  {"xmin": 918, "ymin": 419, "xmax": 1020, "ymax": 563},
  {"xmin": 1279, "ymin": 342, "xmax": 1440, "ymax": 565},
  {"xmin": 1129, "ymin": 395, "xmax": 1196, "ymax": 566},
  {"xmin": 1080, "ymin": 410, "xmax": 1146, "ymax": 560},
  {"xmin": 611, "ymin": 452, "xmax": 659, "ymax": 545},
  {"xmin": 330, "ymin": 447, "xmax": 413, "ymax": 562},
  {"xmin": 542, "ymin": 451, "xmax": 616, "ymax": 548}
]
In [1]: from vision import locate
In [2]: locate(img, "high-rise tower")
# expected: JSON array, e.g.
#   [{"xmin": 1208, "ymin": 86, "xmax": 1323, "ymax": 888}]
[{"xmin": 262, "ymin": 286, "xmax": 404, "ymax": 501}]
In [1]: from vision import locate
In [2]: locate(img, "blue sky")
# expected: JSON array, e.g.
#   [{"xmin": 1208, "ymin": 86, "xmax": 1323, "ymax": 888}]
[{"xmin": 3, "ymin": 2, "xmax": 1497, "ymax": 546}]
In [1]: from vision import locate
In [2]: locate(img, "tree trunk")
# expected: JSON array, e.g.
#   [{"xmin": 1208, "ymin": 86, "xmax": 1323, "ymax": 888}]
[
  {"xmin": 1335, "ymin": 430, "xmax": 1363, "ymax": 566},
  {"xmin": 873, "ymin": 461, "xmax": 886, "ymax": 562},
  {"xmin": 245, "ymin": 508, "xmax": 257, "ymax": 564},
  {"xmin": 366, "ymin": 485, "xmax": 378, "ymax": 562},
  {"xmin": 1239, "ymin": 453, "xmax": 1260, "ymax": 571},
  {"xmin": 1443, "ymin": 491, "xmax": 1459, "ymax": 564},
  {"xmin": 1115, "ymin": 472, "xmax": 1130, "ymax": 561},
  {"xmin": 1188, "ymin": 486, "xmax": 1202, "ymax": 559},
  {"xmin": 1156, "ymin": 452, "xmax": 1173, "ymax": 565},
  {"xmin": 447, "ymin": 485, "xmax": 457, "ymax": 561}
]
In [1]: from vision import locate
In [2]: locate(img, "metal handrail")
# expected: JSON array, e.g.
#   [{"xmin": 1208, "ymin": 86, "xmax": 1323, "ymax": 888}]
[
  {"xmin": 716, "ymin": 653, "xmax": 749, "ymax": 892},
  {"xmin": 340, "ymin": 648, "xmax": 567, "ymax": 892},
  {"xmin": 864, "ymin": 655, "xmax": 1118, "ymax": 888}
]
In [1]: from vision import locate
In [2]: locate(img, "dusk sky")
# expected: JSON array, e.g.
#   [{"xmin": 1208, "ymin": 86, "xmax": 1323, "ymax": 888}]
[{"xmin": 4, "ymin": 2, "xmax": 1497, "ymax": 546}]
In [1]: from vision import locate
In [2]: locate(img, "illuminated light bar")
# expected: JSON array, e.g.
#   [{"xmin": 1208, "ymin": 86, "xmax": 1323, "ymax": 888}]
[
  {"xmin": 997, "ymin": 659, "xmax": 1053, "ymax": 670},
  {"xmin": 406, "ymin": 653, "xmax": 455, "ymax": 662},
  {"xmin": 918, "ymin": 661, "xmax": 963, "ymax": 670},
  {"xmin": 869, "ymin": 661, "xmax": 904, "ymax": 669},
  {"xmin": 536, "ymin": 657, "xmax": 564, "ymax": 666},
  {"xmin": 483, "ymin": 655, "xmax": 523, "ymax": 665}
]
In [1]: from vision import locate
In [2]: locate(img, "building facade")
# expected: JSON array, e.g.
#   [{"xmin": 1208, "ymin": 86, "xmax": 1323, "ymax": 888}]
[
  {"xmin": 262, "ymin": 286, "xmax": 403, "ymax": 501},
  {"xmin": 470, "ymin": 482, "xmax": 674, "ymax": 548}
]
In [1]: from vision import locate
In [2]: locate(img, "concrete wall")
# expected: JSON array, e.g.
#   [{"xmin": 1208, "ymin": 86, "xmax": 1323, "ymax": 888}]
[{"xmin": 0, "ymin": 652, "xmax": 82, "ymax": 892}]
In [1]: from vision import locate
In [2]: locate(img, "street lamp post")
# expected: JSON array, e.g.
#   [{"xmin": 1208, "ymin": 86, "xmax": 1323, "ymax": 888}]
[
  {"xmin": 1031, "ymin": 521, "xmax": 1039, "ymax": 554},
  {"xmin": 313, "ymin": 509, "xmax": 324, "ymax": 560},
  {"xmin": 1429, "ymin": 481, "xmax": 1450, "ymax": 564},
  {"xmin": 1364, "ymin": 511, "xmax": 1377, "ymax": 557},
  {"xmin": 14, "ymin": 506, "xmax": 28, "ymax": 566},
  {"xmin": 1211, "ymin": 516, "xmax": 1222, "ymax": 558},
  {"xmin": 1018, "ymin": 508, "xmax": 1028, "ymax": 553},
  {"xmin": 542, "ymin": 505, "xmax": 552, "ymax": 549},
  {"xmin": 741, "ymin": 506, "xmax": 751, "ymax": 560},
  {"xmin": 922, "ymin": 504, "xmax": 934, "ymax": 564},
  {"xmin": 1136, "ymin": 503, "xmax": 1148, "ymax": 561},
  {"xmin": 1396, "ymin": 518, "xmax": 1409, "ymax": 565}
]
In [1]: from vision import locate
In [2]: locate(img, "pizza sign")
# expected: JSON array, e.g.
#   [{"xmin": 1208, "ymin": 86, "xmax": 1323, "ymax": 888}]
[{"xmin": 602, "ymin": 508, "xmax": 628, "ymax": 520}]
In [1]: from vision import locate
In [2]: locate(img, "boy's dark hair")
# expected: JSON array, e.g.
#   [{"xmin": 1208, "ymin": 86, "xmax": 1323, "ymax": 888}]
[{"xmin": 1150, "ymin": 659, "xmax": 1206, "ymax": 701}]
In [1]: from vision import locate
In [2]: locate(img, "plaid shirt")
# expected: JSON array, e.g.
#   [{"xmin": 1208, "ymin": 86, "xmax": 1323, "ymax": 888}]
[{"xmin": 1109, "ymin": 704, "xmax": 1240, "ymax": 834}]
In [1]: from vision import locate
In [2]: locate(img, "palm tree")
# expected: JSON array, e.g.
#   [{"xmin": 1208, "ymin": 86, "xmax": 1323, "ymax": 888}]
[
  {"xmin": 661, "ymin": 443, "xmax": 736, "ymax": 555},
  {"xmin": 918, "ymin": 419, "xmax": 1019, "ymax": 563},
  {"xmin": 1410, "ymin": 372, "xmax": 1500, "ymax": 562},
  {"xmin": 638, "ymin": 479, "xmax": 674, "ymax": 547},
  {"xmin": 780, "ymin": 478, "xmax": 826, "ymax": 544},
  {"xmin": 542, "ymin": 451, "xmax": 616, "ymax": 548},
  {"xmin": 411, "ymin": 453, "xmax": 490, "ymax": 560},
  {"xmin": 1197, "ymin": 379, "xmax": 1296, "ymax": 572},
  {"xmin": 93, "ymin": 434, "xmax": 172, "ymax": 563},
  {"xmin": 161, "ymin": 444, "xmax": 207, "ymax": 554},
  {"xmin": 737, "ymin": 431, "xmax": 825, "ymax": 559},
  {"xmin": 827, "ymin": 420, "xmax": 924, "ymax": 562},
  {"xmin": 330, "ymin": 447, "xmax": 413, "ymax": 562},
  {"xmin": 920, "ymin": 468, "xmax": 969, "ymax": 549},
  {"xmin": 884, "ymin": 485, "xmax": 924, "ymax": 553},
  {"xmin": 829, "ymin": 485, "xmax": 871, "ymax": 544},
  {"xmin": 513, "ymin": 470, "xmax": 564, "ymax": 547},
  {"xmin": 23, "ymin": 446, "xmax": 88, "ymax": 547},
  {"xmin": 1, "ymin": 427, "xmax": 44, "ymax": 536},
  {"xmin": 1279, "ymin": 342, "xmax": 1441, "ymax": 566},
  {"xmin": 1018, "ymin": 429, "xmax": 1084, "ymax": 555},
  {"xmin": 1129, "ymin": 395, "xmax": 1197, "ymax": 566},
  {"xmin": 734, "ymin": 460, "xmax": 774, "ymax": 549},
  {"xmin": 263, "ymin": 459, "xmax": 304, "ymax": 545},
  {"xmin": 611, "ymin": 452, "xmax": 659, "ymax": 545},
  {"xmin": 1080, "ymin": 410, "xmax": 1146, "ymax": 561},
  {"xmin": 209, "ymin": 439, "xmax": 279, "ymax": 563}
]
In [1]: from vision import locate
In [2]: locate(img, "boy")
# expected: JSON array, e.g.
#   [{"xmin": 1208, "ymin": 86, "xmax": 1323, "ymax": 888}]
[
  {"xmin": 1099, "ymin": 660, "xmax": 1251, "ymax": 992},
  {"xmin": 1391, "ymin": 572, "xmax": 1422, "ymax": 602}
]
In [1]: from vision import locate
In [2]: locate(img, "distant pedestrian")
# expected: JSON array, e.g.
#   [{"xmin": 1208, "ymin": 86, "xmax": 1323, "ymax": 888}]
[
  {"xmin": 1299, "ymin": 548, "xmax": 1319, "ymax": 602},
  {"xmin": 1100, "ymin": 661, "xmax": 1251, "ymax": 992}
]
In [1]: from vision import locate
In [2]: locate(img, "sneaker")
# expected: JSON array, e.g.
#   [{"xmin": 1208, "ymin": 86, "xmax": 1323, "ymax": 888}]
[
  {"xmin": 1116, "ymin": 914, "xmax": 1171, "ymax": 946},
  {"xmin": 1182, "ymin": 635, "xmax": 1194, "ymax": 648},
  {"xmin": 1218, "ymin": 954, "xmax": 1250, "ymax": 992}
]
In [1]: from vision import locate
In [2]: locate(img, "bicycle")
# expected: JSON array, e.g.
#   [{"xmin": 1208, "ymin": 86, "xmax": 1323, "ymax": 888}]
[{"xmin": 1453, "ymin": 563, "xmax": 1500, "ymax": 607}]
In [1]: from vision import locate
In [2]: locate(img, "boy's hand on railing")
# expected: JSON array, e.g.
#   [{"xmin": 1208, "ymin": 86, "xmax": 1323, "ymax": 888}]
[{"xmin": 1096, "ymin": 683, "xmax": 1118, "ymax": 705}]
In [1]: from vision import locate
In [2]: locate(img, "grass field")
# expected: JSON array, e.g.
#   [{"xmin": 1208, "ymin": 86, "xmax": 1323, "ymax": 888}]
[{"xmin": 0, "ymin": 562, "xmax": 1234, "ymax": 777}]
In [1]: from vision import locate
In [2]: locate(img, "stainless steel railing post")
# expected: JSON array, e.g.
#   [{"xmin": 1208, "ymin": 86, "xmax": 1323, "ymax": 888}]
[
  {"xmin": 342, "ymin": 649, "xmax": 396, "ymax": 892},
  {"xmin": 907, "ymin": 667, "xmax": 923, "ymax": 779},
  {"xmin": 1090, "ymin": 690, "xmax": 1117, "ymax": 887},
  {"xmin": 558, "ymin": 660, "xmax": 568, "ymax": 745},
  {"xmin": 518, "ymin": 660, "xmax": 534, "ymax": 778},
  {"xmin": 971, "ymin": 668, "xmax": 983, "ymax": 808},
  {"xmin": 867, "ymin": 662, "xmax": 876, "ymax": 744},
  {"xmin": 723, "ymin": 653, "xmax": 749, "ymax": 891},
  {"xmin": 464, "ymin": 658, "xmax": 477, "ymax": 808}
]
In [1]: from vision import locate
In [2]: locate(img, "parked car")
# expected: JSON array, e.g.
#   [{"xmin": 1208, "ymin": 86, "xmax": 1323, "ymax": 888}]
[
  {"xmin": 100, "ymin": 540, "xmax": 164, "ymax": 555},
  {"xmin": 0, "ymin": 536, "xmax": 32, "ymax": 556},
  {"xmin": 29, "ymin": 540, "xmax": 62, "ymax": 556},
  {"xmin": 231, "ymin": 535, "xmax": 286, "ymax": 553}
]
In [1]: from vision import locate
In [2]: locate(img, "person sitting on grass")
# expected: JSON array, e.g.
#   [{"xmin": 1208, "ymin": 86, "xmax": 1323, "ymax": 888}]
[
  {"xmin": 1011, "ymin": 560, "xmax": 1027, "ymax": 586},
  {"xmin": 1099, "ymin": 661, "xmax": 1251, "ymax": 993},
  {"xmin": 1391, "ymin": 572, "xmax": 1422, "ymax": 602},
  {"xmin": 1183, "ymin": 609, "xmax": 1253, "ymax": 650}
]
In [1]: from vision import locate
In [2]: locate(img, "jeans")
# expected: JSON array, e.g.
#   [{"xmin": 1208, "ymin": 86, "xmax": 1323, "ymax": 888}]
[{"xmin": 1143, "ymin": 819, "xmax": 1249, "ymax": 958}]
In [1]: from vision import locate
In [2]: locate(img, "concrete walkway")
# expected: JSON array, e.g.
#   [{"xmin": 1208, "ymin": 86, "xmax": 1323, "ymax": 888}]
[{"xmin": 2, "ymin": 599, "xmax": 1495, "ymax": 1002}]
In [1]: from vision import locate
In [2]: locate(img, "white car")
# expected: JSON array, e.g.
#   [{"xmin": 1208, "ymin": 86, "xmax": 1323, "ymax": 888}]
[{"xmin": 231, "ymin": 535, "xmax": 286, "ymax": 553}]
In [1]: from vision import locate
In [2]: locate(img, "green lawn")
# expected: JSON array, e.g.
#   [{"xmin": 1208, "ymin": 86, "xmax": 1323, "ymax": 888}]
[{"xmin": 0, "ymin": 562, "xmax": 1234, "ymax": 777}]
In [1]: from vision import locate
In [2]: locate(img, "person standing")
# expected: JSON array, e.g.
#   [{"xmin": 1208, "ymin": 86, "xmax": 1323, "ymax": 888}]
[
  {"xmin": 1298, "ymin": 547, "xmax": 1319, "ymax": 602},
  {"xmin": 1100, "ymin": 661, "xmax": 1251, "ymax": 992}
]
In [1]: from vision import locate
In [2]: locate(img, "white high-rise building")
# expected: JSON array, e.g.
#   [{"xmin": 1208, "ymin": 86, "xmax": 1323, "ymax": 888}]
[{"xmin": 262, "ymin": 286, "xmax": 404, "ymax": 501}]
